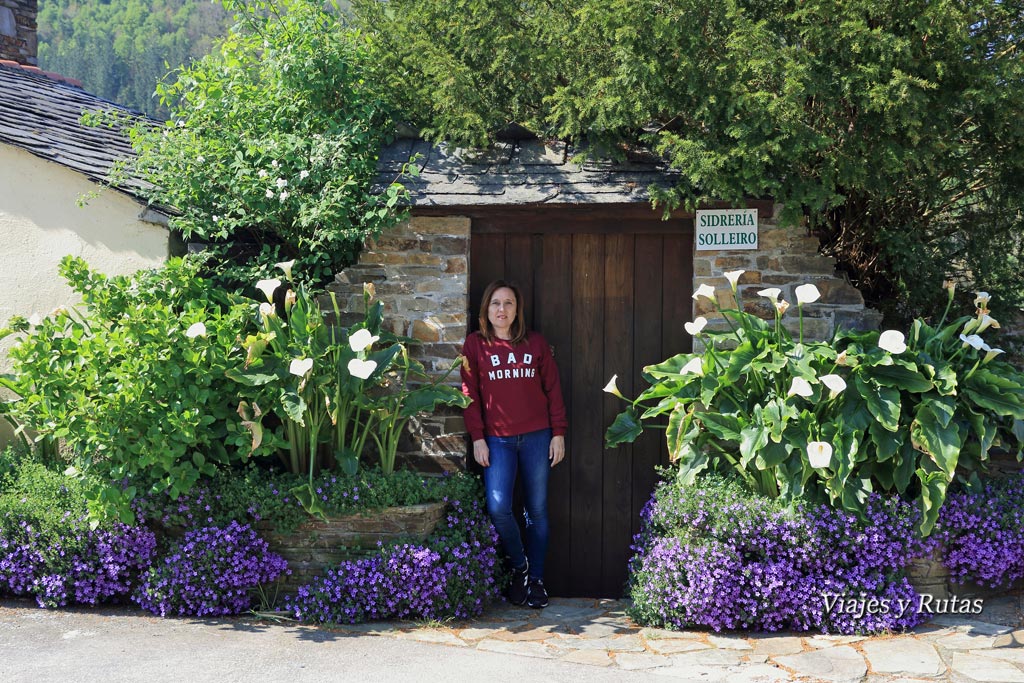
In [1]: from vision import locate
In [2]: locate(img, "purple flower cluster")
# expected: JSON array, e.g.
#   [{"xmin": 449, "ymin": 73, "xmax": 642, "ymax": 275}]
[
  {"xmin": 937, "ymin": 475, "xmax": 1024, "ymax": 589},
  {"xmin": 629, "ymin": 476, "xmax": 935, "ymax": 634},
  {"xmin": 285, "ymin": 496, "xmax": 502, "ymax": 624},
  {"xmin": 132, "ymin": 520, "xmax": 288, "ymax": 617},
  {"xmin": 0, "ymin": 513, "xmax": 156, "ymax": 608}
]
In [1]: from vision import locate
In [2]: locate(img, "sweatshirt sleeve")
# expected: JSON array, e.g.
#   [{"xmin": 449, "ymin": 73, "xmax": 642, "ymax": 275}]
[
  {"xmin": 460, "ymin": 334, "xmax": 487, "ymax": 442},
  {"xmin": 538, "ymin": 335, "xmax": 568, "ymax": 437}
]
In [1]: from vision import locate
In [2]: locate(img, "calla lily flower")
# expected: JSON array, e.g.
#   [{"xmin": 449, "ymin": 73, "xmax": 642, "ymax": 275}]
[
  {"xmin": 787, "ymin": 377, "xmax": 814, "ymax": 398},
  {"xmin": 684, "ymin": 317, "xmax": 708, "ymax": 336},
  {"xmin": 185, "ymin": 322, "xmax": 207, "ymax": 338},
  {"xmin": 284, "ymin": 289, "xmax": 297, "ymax": 310},
  {"xmin": 775, "ymin": 300, "xmax": 791, "ymax": 316},
  {"xmin": 692, "ymin": 284, "xmax": 716, "ymax": 302},
  {"xmin": 603, "ymin": 375, "xmax": 625, "ymax": 398},
  {"xmin": 878, "ymin": 330, "xmax": 907, "ymax": 354},
  {"xmin": 807, "ymin": 441, "xmax": 833, "ymax": 468},
  {"xmin": 724, "ymin": 270, "xmax": 744, "ymax": 290},
  {"xmin": 974, "ymin": 291, "xmax": 991, "ymax": 309},
  {"xmin": 349, "ymin": 328, "xmax": 380, "ymax": 353},
  {"xmin": 975, "ymin": 314, "xmax": 1000, "ymax": 333},
  {"xmin": 259, "ymin": 302, "xmax": 276, "ymax": 319},
  {"xmin": 289, "ymin": 358, "xmax": 314, "ymax": 377},
  {"xmin": 983, "ymin": 346, "xmax": 1005, "ymax": 363},
  {"xmin": 820, "ymin": 374, "xmax": 847, "ymax": 396},
  {"xmin": 348, "ymin": 358, "xmax": 378, "ymax": 380},
  {"xmin": 960, "ymin": 334, "xmax": 985, "ymax": 350},
  {"xmin": 835, "ymin": 350, "xmax": 849, "ymax": 366},
  {"xmin": 681, "ymin": 357, "xmax": 704, "ymax": 376},
  {"xmin": 256, "ymin": 278, "xmax": 281, "ymax": 302},
  {"xmin": 276, "ymin": 260, "xmax": 295, "ymax": 281},
  {"xmin": 758, "ymin": 288, "xmax": 782, "ymax": 302},
  {"xmin": 795, "ymin": 284, "xmax": 821, "ymax": 305}
]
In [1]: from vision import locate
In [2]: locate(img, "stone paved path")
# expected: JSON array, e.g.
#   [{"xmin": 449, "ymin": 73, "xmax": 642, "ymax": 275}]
[{"xmin": 327, "ymin": 592, "xmax": 1024, "ymax": 682}]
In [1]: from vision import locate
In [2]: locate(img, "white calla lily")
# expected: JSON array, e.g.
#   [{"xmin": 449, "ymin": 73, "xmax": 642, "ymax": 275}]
[
  {"xmin": 692, "ymin": 284, "xmax": 716, "ymax": 302},
  {"xmin": 259, "ymin": 302, "xmax": 276, "ymax": 319},
  {"xmin": 757, "ymin": 288, "xmax": 782, "ymax": 302},
  {"xmin": 820, "ymin": 374, "xmax": 847, "ymax": 396},
  {"xmin": 185, "ymin": 322, "xmax": 207, "ymax": 338},
  {"xmin": 975, "ymin": 314, "xmax": 1000, "ymax": 333},
  {"xmin": 775, "ymin": 299, "xmax": 791, "ymax": 315},
  {"xmin": 348, "ymin": 358, "xmax": 378, "ymax": 380},
  {"xmin": 681, "ymin": 357, "xmax": 704, "ymax": 376},
  {"xmin": 684, "ymin": 317, "xmax": 708, "ymax": 336},
  {"xmin": 960, "ymin": 334, "xmax": 985, "ymax": 350},
  {"xmin": 724, "ymin": 270, "xmax": 744, "ymax": 290},
  {"xmin": 787, "ymin": 377, "xmax": 814, "ymax": 398},
  {"xmin": 275, "ymin": 260, "xmax": 296, "ymax": 280},
  {"xmin": 974, "ymin": 291, "xmax": 991, "ymax": 309},
  {"xmin": 289, "ymin": 358, "xmax": 314, "ymax": 377},
  {"xmin": 983, "ymin": 346, "xmax": 1005, "ymax": 363},
  {"xmin": 255, "ymin": 278, "xmax": 281, "ymax": 302},
  {"xmin": 603, "ymin": 374, "xmax": 625, "ymax": 398},
  {"xmin": 878, "ymin": 330, "xmax": 907, "ymax": 354},
  {"xmin": 795, "ymin": 283, "xmax": 821, "ymax": 305},
  {"xmin": 835, "ymin": 350, "xmax": 849, "ymax": 366},
  {"xmin": 349, "ymin": 328, "xmax": 380, "ymax": 353},
  {"xmin": 807, "ymin": 441, "xmax": 833, "ymax": 468}
]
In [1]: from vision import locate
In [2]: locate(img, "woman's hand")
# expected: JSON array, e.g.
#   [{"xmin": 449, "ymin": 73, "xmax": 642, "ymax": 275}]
[
  {"xmin": 473, "ymin": 439, "xmax": 490, "ymax": 467},
  {"xmin": 549, "ymin": 435, "xmax": 565, "ymax": 467}
]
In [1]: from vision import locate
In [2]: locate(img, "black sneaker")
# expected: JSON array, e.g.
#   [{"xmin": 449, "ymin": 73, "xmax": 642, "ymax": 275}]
[
  {"xmin": 526, "ymin": 578, "xmax": 548, "ymax": 609},
  {"xmin": 507, "ymin": 561, "xmax": 529, "ymax": 605}
]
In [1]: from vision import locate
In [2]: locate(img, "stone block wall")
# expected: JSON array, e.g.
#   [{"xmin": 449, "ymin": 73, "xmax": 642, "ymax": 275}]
[
  {"xmin": 0, "ymin": 0, "xmax": 36, "ymax": 65},
  {"xmin": 326, "ymin": 215, "xmax": 471, "ymax": 472},
  {"xmin": 692, "ymin": 204, "xmax": 881, "ymax": 346}
]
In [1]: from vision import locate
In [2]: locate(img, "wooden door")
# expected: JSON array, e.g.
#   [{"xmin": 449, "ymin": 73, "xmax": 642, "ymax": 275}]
[{"xmin": 468, "ymin": 207, "xmax": 694, "ymax": 597}]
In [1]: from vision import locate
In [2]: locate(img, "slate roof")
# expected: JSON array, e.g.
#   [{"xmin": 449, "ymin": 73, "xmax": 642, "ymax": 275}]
[
  {"xmin": 376, "ymin": 137, "xmax": 681, "ymax": 207},
  {"xmin": 0, "ymin": 60, "xmax": 151, "ymax": 199}
]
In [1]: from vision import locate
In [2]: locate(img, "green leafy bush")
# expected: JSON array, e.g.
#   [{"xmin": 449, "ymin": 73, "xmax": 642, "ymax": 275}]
[
  {"xmin": 105, "ymin": 0, "xmax": 410, "ymax": 286},
  {"xmin": 0, "ymin": 257, "xmax": 270, "ymax": 521},
  {"xmin": 606, "ymin": 276, "xmax": 1024, "ymax": 533}
]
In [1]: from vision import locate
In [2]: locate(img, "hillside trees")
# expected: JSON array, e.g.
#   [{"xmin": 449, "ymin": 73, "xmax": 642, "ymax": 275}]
[
  {"xmin": 38, "ymin": 0, "xmax": 232, "ymax": 119},
  {"xmin": 354, "ymin": 0, "xmax": 1024, "ymax": 322}
]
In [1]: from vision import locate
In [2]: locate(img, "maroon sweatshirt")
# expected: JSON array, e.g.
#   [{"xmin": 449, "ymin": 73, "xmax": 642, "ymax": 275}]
[{"xmin": 460, "ymin": 331, "xmax": 568, "ymax": 442}]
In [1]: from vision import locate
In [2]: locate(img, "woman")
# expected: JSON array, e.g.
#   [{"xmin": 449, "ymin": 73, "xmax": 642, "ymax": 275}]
[{"xmin": 460, "ymin": 280, "xmax": 567, "ymax": 608}]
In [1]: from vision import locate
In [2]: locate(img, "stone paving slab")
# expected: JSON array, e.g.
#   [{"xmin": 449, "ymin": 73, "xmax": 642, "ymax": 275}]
[
  {"xmin": 861, "ymin": 639, "xmax": 944, "ymax": 677},
  {"xmin": 949, "ymin": 652, "xmax": 1024, "ymax": 682},
  {"xmin": 774, "ymin": 645, "xmax": 868, "ymax": 683}
]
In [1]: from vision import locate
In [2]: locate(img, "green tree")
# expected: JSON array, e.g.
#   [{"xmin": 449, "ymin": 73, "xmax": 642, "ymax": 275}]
[
  {"xmin": 38, "ymin": 0, "xmax": 233, "ymax": 119},
  {"xmin": 106, "ymin": 0, "xmax": 407, "ymax": 286},
  {"xmin": 354, "ymin": 0, "xmax": 1024, "ymax": 323}
]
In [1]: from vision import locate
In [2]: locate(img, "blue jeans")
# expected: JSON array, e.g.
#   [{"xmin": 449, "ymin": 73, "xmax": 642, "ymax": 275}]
[{"xmin": 483, "ymin": 428, "xmax": 551, "ymax": 580}]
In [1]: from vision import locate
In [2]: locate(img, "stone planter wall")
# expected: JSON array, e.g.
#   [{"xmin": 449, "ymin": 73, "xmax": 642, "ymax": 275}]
[
  {"xmin": 907, "ymin": 547, "xmax": 1024, "ymax": 603},
  {"xmin": 257, "ymin": 501, "xmax": 448, "ymax": 594}
]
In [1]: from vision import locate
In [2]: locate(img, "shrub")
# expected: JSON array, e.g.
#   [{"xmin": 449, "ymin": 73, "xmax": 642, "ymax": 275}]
[
  {"xmin": 937, "ymin": 475, "xmax": 1024, "ymax": 589},
  {"xmin": 133, "ymin": 520, "xmax": 288, "ymax": 617},
  {"xmin": 0, "ymin": 257, "xmax": 272, "ymax": 522},
  {"xmin": 607, "ymin": 278, "xmax": 1024, "ymax": 534},
  {"xmin": 284, "ymin": 479, "xmax": 502, "ymax": 623},
  {"xmin": 628, "ymin": 475, "xmax": 934, "ymax": 634}
]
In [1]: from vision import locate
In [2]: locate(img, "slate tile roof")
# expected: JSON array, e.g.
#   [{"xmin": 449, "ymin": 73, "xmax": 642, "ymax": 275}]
[
  {"xmin": 0, "ymin": 60, "xmax": 151, "ymax": 199},
  {"xmin": 376, "ymin": 136, "xmax": 681, "ymax": 207},
  {"xmin": 1, "ymin": 58, "xmax": 677, "ymax": 210}
]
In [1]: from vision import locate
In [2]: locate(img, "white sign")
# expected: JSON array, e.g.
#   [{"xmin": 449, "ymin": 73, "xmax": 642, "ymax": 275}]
[{"xmin": 695, "ymin": 209, "xmax": 758, "ymax": 251}]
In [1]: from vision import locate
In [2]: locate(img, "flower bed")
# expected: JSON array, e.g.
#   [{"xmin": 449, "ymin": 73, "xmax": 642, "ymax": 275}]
[{"xmin": 628, "ymin": 475, "xmax": 935, "ymax": 634}]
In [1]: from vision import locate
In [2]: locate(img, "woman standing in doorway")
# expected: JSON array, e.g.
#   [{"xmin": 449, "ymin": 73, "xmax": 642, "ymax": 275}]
[{"xmin": 460, "ymin": 280, "xmax": 567, "ymax": 608}]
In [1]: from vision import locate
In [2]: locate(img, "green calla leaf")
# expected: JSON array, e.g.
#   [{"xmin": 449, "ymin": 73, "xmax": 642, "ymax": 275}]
[
  {"xmin": 911, "ymin": 401, "xmax": 963, "ymax": 477},
  {"xmin": 868, "ymin": 362, "xmax": 934, "ymax": 393},
  {"xmin": 698, "ymin": 412, "xmax": 743, "ymax": 443},
  {"xmin": 605, "ymin": 408, "xmax": 643, "ymax": 447},
  {"xmin": 854, "ymin": 374, "xmax": 901, "ymax": 432},
  {"xmin": 739, "ymin": 424, "xmax": 769, "ymax": 468},
  {"xmin": 280, "ymin": 391, "xmax": 307, "ymax": 425}
]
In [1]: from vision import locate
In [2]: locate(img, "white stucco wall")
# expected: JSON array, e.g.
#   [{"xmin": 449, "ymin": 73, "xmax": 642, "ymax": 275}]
[{"xmin": 0, "ymin": 144, "xmax": 169, "ymax": 446}]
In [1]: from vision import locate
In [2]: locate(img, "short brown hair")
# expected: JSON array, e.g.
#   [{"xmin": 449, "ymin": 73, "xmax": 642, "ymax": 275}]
[{"xmin": 478, "ymin": 279, "xmax": 527, "ymax": 344}]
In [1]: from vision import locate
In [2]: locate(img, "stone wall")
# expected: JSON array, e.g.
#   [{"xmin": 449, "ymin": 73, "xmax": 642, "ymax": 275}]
[
  {"xmin": 692, "ymin": 204, "xmax": 881, "ymax": 344},
  {"xmin": 0, "ymin": 0, "xmax": 36, "ymax": 65},
  {"xmin": 327, "ymin": 215, "xmax": 471, "ymax": 472}
]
